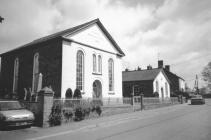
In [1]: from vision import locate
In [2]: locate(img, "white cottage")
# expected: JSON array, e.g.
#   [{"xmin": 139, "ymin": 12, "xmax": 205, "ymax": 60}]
[
  {"xmin": 122, "ymin": 68, "xmax": 171, "ymax": 98},
  {"xmin": 0, "ymin": 19, "xmax": 125, "ymax": 99}
]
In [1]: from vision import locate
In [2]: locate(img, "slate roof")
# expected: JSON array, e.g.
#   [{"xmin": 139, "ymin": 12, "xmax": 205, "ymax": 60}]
[
  {"xmin": 0, "ymin": 18, "xmax": 125, "ymax": 56},
  {"xmin": 122, "ymin": 68, "xmax": 170, "ymax": 83}
]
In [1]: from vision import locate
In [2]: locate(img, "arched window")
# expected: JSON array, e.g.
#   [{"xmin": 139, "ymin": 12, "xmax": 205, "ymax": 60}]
[
  {"xmin": 98, "ymin": 55, "xmax": 102, "ymax": 73},
  {"xmin": 93, "ymin": 54, "xmax": 96, "ymax": 72},
  {"xmin": 13, "ymin": 58, "xmax": 19, "ymax": 93},
  {"xmin": 165, "ymin": 82, "xmax": 168, "ymax": 96},
  {"xmin": 32, "ymin": 53, "xmax": 39, "ymax": 93},
  {"xmin": 76, "ymin": 50, "xmax": 84, "ymax": 91},
  {"xmin": 156, "ymin": 81, "xmax": 159, "ymax": 93},
  {"xmin": 108, "ymin": 58, "xmax": 114, "ymax": 91}
]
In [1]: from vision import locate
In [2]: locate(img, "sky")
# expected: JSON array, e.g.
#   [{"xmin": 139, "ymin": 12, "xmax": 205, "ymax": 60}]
[{"xmin": 0, "ymin": 0, "xmax": 211, "ymax": 89}]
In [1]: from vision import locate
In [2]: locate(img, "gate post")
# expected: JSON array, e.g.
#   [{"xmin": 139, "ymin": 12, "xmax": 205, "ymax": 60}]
[
  {"xmin": 140, "ymin": 93, "xmax": 144, "ymax": 111},
  {"xmin": 37, "ymin": 87, "xmax": 54, "ymax": 127}
]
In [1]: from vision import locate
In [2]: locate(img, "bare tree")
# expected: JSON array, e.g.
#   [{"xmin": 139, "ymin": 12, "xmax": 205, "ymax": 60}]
[{"xmin": 202, "ymin": 62, "xmax": 211, "ymax": 89}]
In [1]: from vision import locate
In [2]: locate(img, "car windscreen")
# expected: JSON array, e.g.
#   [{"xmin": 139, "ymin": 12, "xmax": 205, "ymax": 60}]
[{"xmin": 0, "ymin": 101, "xmax": 24, "ymax": 111}]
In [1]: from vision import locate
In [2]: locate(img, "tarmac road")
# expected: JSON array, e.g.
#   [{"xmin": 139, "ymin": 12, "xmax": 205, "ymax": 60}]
[{"xmin": 1, "ymin": 99, "xmax": 211, "ymax": 140}]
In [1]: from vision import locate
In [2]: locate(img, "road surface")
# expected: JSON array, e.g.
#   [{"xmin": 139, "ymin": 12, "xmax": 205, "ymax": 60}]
[{"xmin": 1, "ymin": 99, "xmax": 211, "ymax": 140}]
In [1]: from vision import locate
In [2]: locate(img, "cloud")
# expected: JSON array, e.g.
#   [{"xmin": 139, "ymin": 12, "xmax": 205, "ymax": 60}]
[{"xmin": 0, "ymin": 0, "xmax": 211, "ymax": 88}]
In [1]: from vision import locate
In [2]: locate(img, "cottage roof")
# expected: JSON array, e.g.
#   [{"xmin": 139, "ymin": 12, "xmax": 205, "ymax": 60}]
[
  {"xmin": 122, "ymin": 68, "xmax": 170, "ymax": 83},
  {"xmin": 0, "ymin": 18, "xmax": 125, "ymax": 56}
]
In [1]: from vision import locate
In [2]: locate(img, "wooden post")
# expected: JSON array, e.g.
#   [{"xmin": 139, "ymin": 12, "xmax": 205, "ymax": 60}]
[{"xmin": 140, "ymin": 93, "xmax": 144, "ymax": 111}]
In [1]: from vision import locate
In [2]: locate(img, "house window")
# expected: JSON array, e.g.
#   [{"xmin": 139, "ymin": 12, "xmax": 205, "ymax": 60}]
[
  {"xmin": 98, "ymin": 55, "xmax": 102, "ymax": 73},
  {"xmin": 13, "ymin": 58, "xmax": 19, "ymax": 93},
  {"xmin": 76, "ymin": 50, "xmax": 84, "ymax": 91},
  {"xmin": 93, "ymin": 54, "xmax": 96, "ymax": 73},
  {"xmin": 32, "ymin": 53, "xmax": 39, "ymax": 93},
  {"xmin": 108, "ymin": 58, "xmax": 114, "ymax": 91},
  {"xmin": 156, "ymin": 81, "xmax": 159, "ymax": 93},
  {"xmin": 165, "ymin": 82, "xmax": 168, "ymax": 96}
]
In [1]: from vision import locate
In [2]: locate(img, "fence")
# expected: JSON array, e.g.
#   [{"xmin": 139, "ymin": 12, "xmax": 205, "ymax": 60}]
[{"xmin": 53, "ymin": 97, "xmax": 181, "ymax": 109}]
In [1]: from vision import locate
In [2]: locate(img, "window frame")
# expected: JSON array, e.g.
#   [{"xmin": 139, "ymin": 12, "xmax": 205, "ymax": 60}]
[
  {"xmin": 12, "ymin": 57, "xmax": 19, "ymax": 93},
  {"xmin": 32, "ymin": 53, "xmax": 39, "ymax": 93},
  {"xmin": 108, "ymin": 58, "xmax": 114, "ymax": 92},
  {"xmin": 76, "ymin": 50, "xmax": 85, "ymax": 92}
]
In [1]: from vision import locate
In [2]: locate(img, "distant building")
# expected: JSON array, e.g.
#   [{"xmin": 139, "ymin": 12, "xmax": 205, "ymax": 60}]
[
  {"xmin": 122, "ymin": 67, "xmax": 171, "ymax": 98},
  {"xmin": 158, "ymin": 60, "xmax": 186, "ymax": 95},
  {"xmin": 0, "ymin": 19, "xmax": 125, "ymax": 99}
]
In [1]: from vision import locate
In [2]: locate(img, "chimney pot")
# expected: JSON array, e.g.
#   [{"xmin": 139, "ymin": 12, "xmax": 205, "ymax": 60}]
[
  {"xmin": 165, "ymin": 65, "xmax": 170, "ymax": 71},
  {"xmin": 158, "ymin": 60, "xmax": 163, "ymax": 68}
]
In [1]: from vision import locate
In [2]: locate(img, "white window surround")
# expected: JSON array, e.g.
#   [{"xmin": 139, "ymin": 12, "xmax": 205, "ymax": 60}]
[
  {"xmin": 108, "ymin": 58, "xmax": 114, "ymax": 93},
  {"xmin": 92, "ymin": 53, "xmax": 102, "ymax": 75},
  {"xmin": 32, "ymin": 53, "xmax": 39, "ymax": 93},
  {"xmin": 13, "ymin": 58, "xmax": 19, "ymax": 93},
  {"xmin": 93, "ymin": 54, "xmax": 96, "ymax": 73},
  {"xmin": 98, "ymin": 55, "xmax": 102, "ymax": 73},
  {"xmin": 76, "ymin": 50, "xmax": 85, "ymax": 92}
]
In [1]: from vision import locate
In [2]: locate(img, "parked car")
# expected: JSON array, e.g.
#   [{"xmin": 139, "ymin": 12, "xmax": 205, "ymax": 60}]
[
  {"xmin": 0, "ymin": 99, "xmax": 34, "ymax": 129},
  {"xmin": 191, "ymin": 95, "xmax": 205, "ymax": 105}
]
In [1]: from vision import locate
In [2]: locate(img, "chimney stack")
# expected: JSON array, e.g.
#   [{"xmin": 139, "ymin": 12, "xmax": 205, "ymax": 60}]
[
  {"xmin": 158, "ymin": 60, "xmax": 163, "ymax": 68},
  {"xmin": 147, "ymin": 65, "xmax": 152, "ymax": 70},
  {"xmin": 165, "ymin": 65, "xmax": 170, "ymax": 71}
]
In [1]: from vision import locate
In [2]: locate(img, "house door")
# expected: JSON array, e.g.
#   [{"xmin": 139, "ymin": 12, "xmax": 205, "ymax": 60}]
[{"xmin": 92, "ymin": 80, "xmax": 102, "ymax": 98}]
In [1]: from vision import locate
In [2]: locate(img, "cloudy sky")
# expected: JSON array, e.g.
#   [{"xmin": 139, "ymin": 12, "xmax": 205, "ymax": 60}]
[{"xmin": 0, "ymin": 0, "xmax": 211, "ymax": 88}]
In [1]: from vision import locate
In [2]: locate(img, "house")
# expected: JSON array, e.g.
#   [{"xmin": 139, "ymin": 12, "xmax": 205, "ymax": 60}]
[
  {"xmin": 158, "ymin": 60, "xmax": 186, "ymax": 95},
  {"xmin": 122, "ymin": 66, "xmax": 171, "ymax": 98},
  {"xmin": 0, "ymin": 19, "xmax": 125, "ymax": 99}
]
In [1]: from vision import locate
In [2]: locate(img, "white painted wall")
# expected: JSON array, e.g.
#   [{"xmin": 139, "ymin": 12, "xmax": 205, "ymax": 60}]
[
  {"xmin": 67, "ymin": 24, "xmax": 120, "ymax": 55},
  {"xmin": 153, "ymin": 71, "xmax": 170, "ymax": 98},
  {"xmin": 179, "ymin": 79, "xmax": 186, "ymax": 92},
  {"xmin": 61, "ymin": 24, "xmax": 123, "ymax": 98}
]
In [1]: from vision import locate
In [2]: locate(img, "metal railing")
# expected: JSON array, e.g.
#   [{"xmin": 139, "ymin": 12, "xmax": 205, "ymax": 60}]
[{"xmin": 53, "ymin": 97, "xmax": 180, "ymax": 108}]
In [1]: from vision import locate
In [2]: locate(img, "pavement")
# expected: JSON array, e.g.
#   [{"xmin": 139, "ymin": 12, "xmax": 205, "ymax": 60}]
[{"xmin": 1, "ymin": 99, "xmax": 211, "ymax": 140}]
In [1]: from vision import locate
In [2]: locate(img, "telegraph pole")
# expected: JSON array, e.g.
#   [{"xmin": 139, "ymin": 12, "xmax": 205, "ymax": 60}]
[{"xmin": 194, "ymin": 75, "xmax": 199, "ymax": 94}]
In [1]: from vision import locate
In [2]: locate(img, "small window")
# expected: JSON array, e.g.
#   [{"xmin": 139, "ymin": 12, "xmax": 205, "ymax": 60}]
[
  {"xmin": 165, "ymin": 82, "xmax": 168, "ymax": 96},
  {"xmin": 98, "ymin": 55, "xmax": 102, "ymax": 73},
  {"xmin": 93, "ymin": 54, "xmax": 96, "ymax": 73},
  {"xmin": 108, "ymin": 58, "xmax": 114, "ymax": 91}
]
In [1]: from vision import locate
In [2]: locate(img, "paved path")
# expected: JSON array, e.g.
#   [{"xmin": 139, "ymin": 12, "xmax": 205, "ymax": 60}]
[{"xmin": 1, "ymin": 100, "xmax": 211, "ymax": 140}]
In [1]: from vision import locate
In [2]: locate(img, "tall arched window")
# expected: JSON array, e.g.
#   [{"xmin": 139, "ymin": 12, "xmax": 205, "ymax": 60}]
[
  {"xmin": 32, "ymin": 53, "xmax": 39, "ymax": 93},
  {"xmin": 76, "ymin": 50, "xmax": 84, "ymax": 91},
  {"xmin": 165, "ymin": 82, "xmax": 168, "ymax": 96},
  {"xmin": 93, "ymin": 54, "xmax": 96, "ymax": 72},
  {"xmin": 98, "ymin": 55, "xmax": 102, "ymax": 73},
  {"xmin": 13, "ymin": 58, "xmax": 19, "ymax": 93},
  {"xmin": 156, "ymin": 81, "xmax": 159, "ymax": 93},
  {"xmin": 108, "ymin": 58, "xmax": 114, "ymax": 91}
]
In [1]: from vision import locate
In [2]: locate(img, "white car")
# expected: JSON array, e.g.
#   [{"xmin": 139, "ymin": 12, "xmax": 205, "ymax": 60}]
[{"xmin": 0, "ymin": 100, "xmax": 34, "ymax": 129}]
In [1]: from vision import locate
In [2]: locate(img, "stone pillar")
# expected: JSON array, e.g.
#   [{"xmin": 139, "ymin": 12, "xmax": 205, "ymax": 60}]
[{"xmin": 37, "ymin": 87, "xmax": 54, "ymax": 127}]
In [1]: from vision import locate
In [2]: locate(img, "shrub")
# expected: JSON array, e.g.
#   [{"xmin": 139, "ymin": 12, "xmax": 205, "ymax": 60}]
[
  {"xmin": 74, "ymin": 106, "xmax": 84, "ymax": 121},
  {"xmin": 65, "ymin": 88, "xmax": 73, "ymax": 98},
  {"xmin": 49, "ymin": 103, "xmax": 62, "ymax": 126},
  {"xmin": 95, "ymin": 106, "xmax": 102, "ymax": 116},
  {"xmin": 63, "ymin": 108, "xmax": 74, "ymax": 122},
  {"xmin": 73, "ymin": 89, "xmax": 82, "ymax": 99},
  {"xmin": 153, "ymin": 92, "xmax": 159, "ymax": 97}
]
